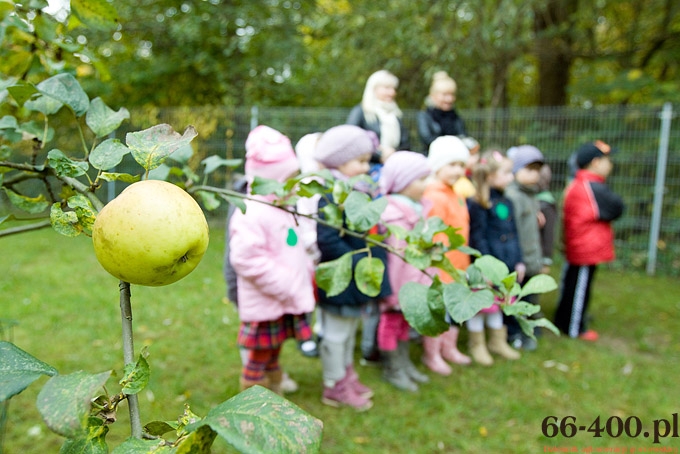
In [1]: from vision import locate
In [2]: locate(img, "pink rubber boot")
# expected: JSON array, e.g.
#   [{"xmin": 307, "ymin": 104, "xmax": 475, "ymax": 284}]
[
  {"xmin": 441, "ymin": 327, "xmax": 471, "ymax": 365},
  {"xmin": 421, "ymin": 336, "xmax": 452, "ymax": 376}
]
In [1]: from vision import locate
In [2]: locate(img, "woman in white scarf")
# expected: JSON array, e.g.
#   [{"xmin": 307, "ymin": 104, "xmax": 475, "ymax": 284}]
[{"xmin": 347, "ymin": 69, "xmax": 411, "ymax": 164}]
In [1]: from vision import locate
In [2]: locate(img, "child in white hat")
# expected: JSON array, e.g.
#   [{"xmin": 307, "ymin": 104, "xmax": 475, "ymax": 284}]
[{"xmin": 421, "ymin": 136, "xmax": 473, "ymax": 375}]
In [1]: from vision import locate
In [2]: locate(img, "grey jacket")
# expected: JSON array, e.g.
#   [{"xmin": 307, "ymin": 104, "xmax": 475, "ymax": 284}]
[{"xmin": 505, "ymin": 181, "xmax": 543, "ymax": 277}]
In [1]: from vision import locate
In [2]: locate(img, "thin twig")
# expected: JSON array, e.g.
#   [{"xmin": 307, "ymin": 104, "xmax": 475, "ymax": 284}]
[{"xmin": 118, "ymin": 281, "xmax": 142, "ymax": 439}]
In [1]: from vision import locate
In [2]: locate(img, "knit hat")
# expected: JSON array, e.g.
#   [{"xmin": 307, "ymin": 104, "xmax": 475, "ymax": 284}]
[
  {"xmin": 507, "ymin": 145, "xmax": 544, "ymax": 174},
  {"xmin": 427, "ymin": 135, "xmax": 470, "ymax": 174},
  {"xmin": 294, "ymin": 132, "xmax": 322, "ymax": 173},
  {"xmin": 314, "ymin": 125, "xmax": 375, "ymax": 169},
  {"xmin": 244, "ymin": 125, "xmax": 299, "ymax": 182},
  {"xmin": 576, "ymin": 140, "xmax": 613, "ymax": 169},
  {"xmin": 380, "ymin": 151, "xmax": 431, "ymax": 194}
]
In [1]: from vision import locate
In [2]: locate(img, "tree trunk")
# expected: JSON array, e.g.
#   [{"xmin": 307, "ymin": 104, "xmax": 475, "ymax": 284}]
[{"xmin": 534, "ymin": 0, "xmax": 578, "ymax": 106}]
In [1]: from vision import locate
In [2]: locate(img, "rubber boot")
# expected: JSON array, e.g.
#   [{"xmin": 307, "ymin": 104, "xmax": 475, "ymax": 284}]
[
  {"xmin": 487, "ymin": 326, "xmax": 521, "ymax": 360},
  {"xmin": 265, "ymin": 369, "xmax": 283, "ymax": 395},
  {"xmin": 421, "ymin": 336, "xmax": 452, "ymax": 376},
  {"xmin": 240, "ymin": 375, "xmax": 269, "ymax": 392},
  {"xmin": 322, "ymin": 375, "xmax": 373, "ymax": 411},
  {"xmin": 441, "ymin": 327, "xmax": 471, "ymax": 365},
  {"xmin": 346, "ymin": 364, "xmax": 374, "ymax": 399},
  {"xmin": 398, "ymin": 341, "xmax": 429, "ymax": 384},
  {"xmin": 381, "ymin": 349, "xmax": 418, "ymax": 392},
  {"xmin": 320, "ymin": 341, "xmax": 373, "ymax": 411},
  {"xmin": 468, "ymin": 331, "xmax": 493, "ymax": 366}
]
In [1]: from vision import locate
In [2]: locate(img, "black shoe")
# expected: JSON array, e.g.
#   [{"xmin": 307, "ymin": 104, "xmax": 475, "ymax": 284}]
[{"xmin": 359, "ymin": 349, "xmax": 382, "ymax": 367}]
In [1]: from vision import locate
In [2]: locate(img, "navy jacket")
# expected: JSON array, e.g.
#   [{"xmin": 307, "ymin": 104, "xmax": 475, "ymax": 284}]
[
  {"xmin": 467, "ymin": 188, "xmax": 523, "ymax": 270},
  {"xmin": 316, "ymin": 195, "xmax": 392, "ymax": 316}
]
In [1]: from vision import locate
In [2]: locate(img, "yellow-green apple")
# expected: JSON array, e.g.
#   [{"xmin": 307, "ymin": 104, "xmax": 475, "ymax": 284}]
[{"xmin": 92, "ymin": 179, "xmax": 209, "ymax": 286}]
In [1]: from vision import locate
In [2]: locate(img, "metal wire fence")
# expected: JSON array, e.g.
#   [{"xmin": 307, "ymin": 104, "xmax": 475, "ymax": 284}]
[
  {"xmin": 4, "ymin": 103, "xmax": 679, "ymax": 275},
  {"xmin": 125, "ymin": 103, "xmax": 678, "ymax": 276}
]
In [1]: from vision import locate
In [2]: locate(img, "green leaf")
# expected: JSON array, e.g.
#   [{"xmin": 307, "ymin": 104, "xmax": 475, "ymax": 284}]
[
  {"xmin": 111, "ymin": 437, "xmax": 173, "ymax": 454},
  {"xmin": 196, "ymin": 190, "xmax": 221, "ymax": 211},
  {"xmin": 143, "ymin": 420, "xmax": 178, "ymax": 437},
  {"xmin": 2, "ymin": 187, "xmax": 49, "ymax": 214},
  {"xmin": 296, "ymin": 179, "xmax": 326, "ymax": 198},
  {"xmin": 59, "ymin": 417, "xmax": 109, "ymax": 454},
  {"xmin": 126, "ymin": 124, "xmax": 197, "ymax": 172},
  {"xmin": 315, "ymin": 253, "xmax": 352, "ymax": 297},
  {"xmin": 98, "ymin": 172, "xmax": 140, "ymax": 183},
  {"xmin": 119, "ymin": 351, "xmax": 150, "ymax": 395},
  {"xmin": 355, "ymin": 256, "xmax": 384, "ymax": 297},
  {"xmin": 89, "ymin": 138, "xmax": 130, "ymax": 170},
  {"xmin": 403, "ymin": 243, "xmax": 431, "ymax": 270},
  {"xmin": 176, "ymin": 424, "xmax": 217, "ymax": 453},
  {"xmin": 47, "ymin": 149, "xmax": 89, "ymax": 177},
  {"xmin": 501, "ymin": 272, "xmax": 517, "ymax": 292},
  {"xmin": 502, "ymin": 301, "xmax": 541, "ymax": 317},
  {"xmin": 35, "ymin": 73, "xmax": 90, "ymax": 117},
  {"xmin": 147, "ymin": 163, "xmax": 171, "ymax": 181},
  {"xmin": 221, "ymin": 194, "xmax": 247, "ymax": 213},
  {"xmin": 520, "ymin": 274, "xmax": 558, "ymax": 298},
  {"xmin": 167, "ymin": 144, "xmax": 195, "ymax": 165},
  {"xmin": 6, "ymin": 80, "xmax": 39, "ymax": 106},
  {"xmin": 0, "ymin": 341, "xmax": 57, "ymax": 402},
  {"xmin": 50, "ymin": 203, "xmax": 81, "ymax": 237},
  {"xmin": 319, "ymin": 202, "xmax": 342, "ymax": 228},
  {"xmin": 37, "ymin": 370, "xmax": 111, "ymax": 438},
  {"xmin": 458, "ymin": 245, "xmax": 482, "ymax": 258},
  {"xmin": 18, "ymin": 120, "xmax": 54, "ymax": 142},
  {"xmin": 24, "ymin": 93, "xmax": 64, "ymax": 116},
  {"xmin": 399, "ymin": 282, "xmax": 449, "ymax": 337},
  {"xmin": 202, "ymin": 155, "xmax": 241, "ymax": 174},
  {"xmin": 443, "ymin": 283, "xmax": 495, "ymax": 324},
  {"xmin": 473, "ymin": 255, "xmax": 509, "ymax": 285},
  {"xmin": 86, "ymin": 97, "xmax": 130, "ymax": 138},
  {"xmin": 530, "ymin": 317, "xmax": 561, "ymax": 337},
  {"xmin": 71, "ymin": 0, "xmax": 119, "ymax": 32},
  {"xmin": 331, "ymin": 179, "xmax": 350, "ymax": 205},
  {"xmin": 250, "ymin": 176, "xmax": 283, "ymax": 196},
  {"xmin": 185, "ymin": 386, "xmax": 323, "ymax": 454},
  {"xmin": 344, "ymin": 191, "xmax": 387, "ymax": 232},
  {"xmin": 66, "ymin": 195, "xmax": 97, "ymax": 236},
  {"xmin": 33, "ymin": 11, "xmax": 58, "ymax": 43},
  {"xmin": 0, "ymin": 115, "xmax": 18, "ymax": 129}
]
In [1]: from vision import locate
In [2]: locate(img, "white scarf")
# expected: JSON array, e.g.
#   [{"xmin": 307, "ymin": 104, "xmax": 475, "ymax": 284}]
[{"xmin": 375, "ymin": 101, "xmax": 401, "ymax": 150}]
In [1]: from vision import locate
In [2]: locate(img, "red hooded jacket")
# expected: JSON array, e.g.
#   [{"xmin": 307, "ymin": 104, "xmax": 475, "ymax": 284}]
[{"xmin": 562, "ymin": 169, "xmax": 624, "ymax": 265}]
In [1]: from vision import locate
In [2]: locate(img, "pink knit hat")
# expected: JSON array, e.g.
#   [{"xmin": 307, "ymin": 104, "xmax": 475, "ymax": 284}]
[
  {"xmin": 244, "ymin": 125, "xmax": 299, "ymax": 182},
  {"xmin": 314, "ymin": 125, "xmax": 375, "ymax": 169},
  {"xmin": 379, "ymin": 151, "xmax": 431, "ymax": 194}
]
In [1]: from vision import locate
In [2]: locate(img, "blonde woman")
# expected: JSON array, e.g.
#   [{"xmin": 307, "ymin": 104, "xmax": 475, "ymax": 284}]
[
  {"xmin": 347, "ymin": 69, "xmax": 411, "ymax": 165},
  {"xmin": 417, "ymin": 71, "xmax": 468, "ymax": 152}
]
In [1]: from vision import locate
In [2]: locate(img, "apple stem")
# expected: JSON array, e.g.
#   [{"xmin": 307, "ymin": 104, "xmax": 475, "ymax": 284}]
[{"xmin": 119, "ymin": 280, "xmax": 143, "ymax": 439}]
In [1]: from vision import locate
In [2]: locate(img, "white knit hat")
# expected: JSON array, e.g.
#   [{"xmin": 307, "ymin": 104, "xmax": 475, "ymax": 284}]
[{"xmin": 427, "ymin": 136, "xmax": 470, "ymax": 174}]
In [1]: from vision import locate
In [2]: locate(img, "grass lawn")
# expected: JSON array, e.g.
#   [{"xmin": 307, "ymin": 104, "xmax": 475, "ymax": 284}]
[{"xmin": 2, "ymin": 226, "xmax": 680, "ymax": 453}]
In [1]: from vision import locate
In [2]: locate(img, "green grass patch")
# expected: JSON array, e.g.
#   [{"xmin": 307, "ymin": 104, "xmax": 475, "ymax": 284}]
[{"xmin": 2, "ymin": 227, "xmax": 679, "ymax": 453}]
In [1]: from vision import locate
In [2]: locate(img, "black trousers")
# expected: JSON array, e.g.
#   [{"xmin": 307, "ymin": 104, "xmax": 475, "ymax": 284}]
[{"xmin": 554, "ymin": 264, "xmax": 598, "ymax": 338}]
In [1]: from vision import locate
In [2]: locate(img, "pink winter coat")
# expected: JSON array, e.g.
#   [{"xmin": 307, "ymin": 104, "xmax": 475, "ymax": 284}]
[
  {"xmin": 380, "ymin": 195, "xmax": 433, "ymax": 312},
  {"xmin": 229, "ymin": 195, "xmax": 316, "ymax": 322}
]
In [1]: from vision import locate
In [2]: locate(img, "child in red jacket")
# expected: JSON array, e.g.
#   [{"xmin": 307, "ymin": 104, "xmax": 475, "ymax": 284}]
[{"xmin": 554, "ymin": 141, "xmax": 624, "ymax": 341}]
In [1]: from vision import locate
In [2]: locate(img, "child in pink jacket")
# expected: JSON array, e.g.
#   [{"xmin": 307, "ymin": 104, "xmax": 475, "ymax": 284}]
[
  {"xmin": 229, "ymin": 125, "xmax": 316, "ymax": 393},
  {"xmin": 377, "ymin": 151, "xmax": 433, "ymax": 392}
]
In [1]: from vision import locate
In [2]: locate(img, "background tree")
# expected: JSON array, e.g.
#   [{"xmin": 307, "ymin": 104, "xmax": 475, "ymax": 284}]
[{"xmin": 8, "ymin": 0, "xmax": 680, "ymax": 110}]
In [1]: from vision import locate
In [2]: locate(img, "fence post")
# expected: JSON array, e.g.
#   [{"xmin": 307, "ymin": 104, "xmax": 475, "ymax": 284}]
[
  {"xmin": 250, "ymin": 105, "xmax": 259, "ymax": 131},
  {"xmin": 646, "ymin": 102, "xmax": 673, "ymax": 275}
]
